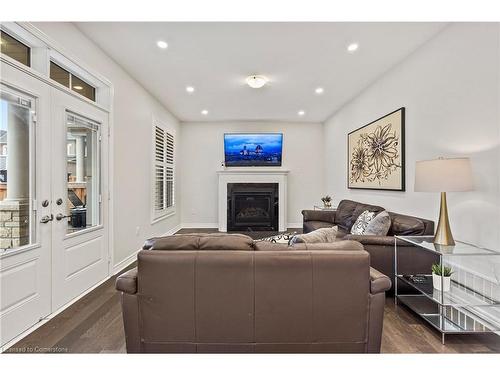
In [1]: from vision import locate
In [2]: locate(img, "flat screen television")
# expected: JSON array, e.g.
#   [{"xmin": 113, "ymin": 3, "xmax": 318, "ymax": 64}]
[{"xmin": 224, "ymin": 133, "xmax": 283, "ymax": 167}]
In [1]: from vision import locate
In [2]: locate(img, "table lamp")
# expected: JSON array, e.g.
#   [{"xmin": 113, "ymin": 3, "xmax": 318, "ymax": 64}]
[{"xmin": 414, "ymin": 157, "xmax": 473, "ymax": 246}]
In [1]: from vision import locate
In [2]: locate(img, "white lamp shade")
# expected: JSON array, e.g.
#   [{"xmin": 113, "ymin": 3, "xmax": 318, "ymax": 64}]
[{"xmin": 414, "ymin": 157, "xmax": 473, "ymax": 192}]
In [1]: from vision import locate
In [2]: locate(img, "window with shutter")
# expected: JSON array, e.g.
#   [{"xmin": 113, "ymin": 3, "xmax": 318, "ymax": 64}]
[{"xmin": 152, "ymin": 123, "xmax": 175, "ymax": 221}]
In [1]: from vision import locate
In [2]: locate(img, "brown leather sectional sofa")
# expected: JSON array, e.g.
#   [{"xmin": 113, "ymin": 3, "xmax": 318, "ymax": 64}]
[
  {"xmin": 116, "ymin": 233, "xmax": 391, "ymax": 353},
  {"xmin": 302, "ymin": 199, "xmax": 437, "ymax": 290}
]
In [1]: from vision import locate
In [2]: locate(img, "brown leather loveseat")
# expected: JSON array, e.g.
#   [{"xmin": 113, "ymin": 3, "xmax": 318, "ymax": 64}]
[
  {"xmin": 116, "ymin": 233, "xmax": 391, "ymax": 353},
  {"xmin": 302, "ymin": 199, "xmax": 436, "ymax": 289}
]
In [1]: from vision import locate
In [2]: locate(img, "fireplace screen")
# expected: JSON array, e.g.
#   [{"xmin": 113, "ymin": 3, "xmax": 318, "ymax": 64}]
[{"xmin": 227, "ymin": 183, "xmax": 278, "ymax": 231}]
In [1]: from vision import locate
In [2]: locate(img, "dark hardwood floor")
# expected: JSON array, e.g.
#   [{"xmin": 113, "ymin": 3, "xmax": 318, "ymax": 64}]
[{"xmin": 5, "ymin": 228, "xmax": 500, "ymax": 354}]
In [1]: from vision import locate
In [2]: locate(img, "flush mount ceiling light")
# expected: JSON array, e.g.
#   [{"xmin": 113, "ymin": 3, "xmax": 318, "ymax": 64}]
[
  {"xmin": 186, "ymin": 86, "xmax": 195, "ymax": 93},
  {"xmin": 246, "ymin": 75, "xmax": 269, "ymax": 89},
  {"xmin": 73, "ymin": 85, "xmax": 83, "ymax": 90},
  {"xmin": 298, "ymin": 110, "xmax": 305, "ymax": 116},
  {"xmin": 347, "ymin": 43, "xmax": 359, "ymax": 53},
  {"xmin": 201, "ymin": 109, "xmax": 208, "ymax": 115},
  {"xmin": 315, "ymin": 87, "xmax": 324, "ymax": 95},
  {"xmin": 156, "ymin": 40, "xmax": 168, "ymax": 49}
]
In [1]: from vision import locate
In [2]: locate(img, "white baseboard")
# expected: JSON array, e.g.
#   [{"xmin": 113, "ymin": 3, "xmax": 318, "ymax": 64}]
[
  {"xmin": 287, "ymin": 223, "xmax": 302, "ymax": 229},
  {"xmin": 111, "ymin": 223, "xmax": 183, "ymax": 274},
  {"xmin": 180, "ymin": 222, "xmax": 218, "ymax": 229},
  {"xmin": 163, "ymin": 223, "xmax": 183, "ymax": 236},
  {"xmin": 112, "ymin": 250, "xmax": 139, "ymax": 275}
]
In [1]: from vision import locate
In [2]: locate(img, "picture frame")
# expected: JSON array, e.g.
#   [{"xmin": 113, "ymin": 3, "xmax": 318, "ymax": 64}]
[{"xmin": 347, "ymin": 107, "xmax": 405, "ymax": 191}]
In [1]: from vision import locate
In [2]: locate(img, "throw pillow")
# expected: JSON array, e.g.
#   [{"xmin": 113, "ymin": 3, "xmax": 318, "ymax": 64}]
[
  {"xmin": 363, "ymin": 210, "xmax": 391, "ymax": 236},
  {"xmin": 292, "ymin": 226, "xmax": 338, "ymax": 244},
  {"xmin": 350, "ymin": 210, "xmax": 376, "ymax": 235},
  {"xmin": 257, "ymin": 232, "xmax": 296, "ymax": 244}
]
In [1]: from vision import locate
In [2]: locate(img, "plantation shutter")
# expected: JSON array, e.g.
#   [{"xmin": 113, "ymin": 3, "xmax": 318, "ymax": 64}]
[{"xmin": 153, "ymin": 125, "xmax": 175, "ymax": 218}]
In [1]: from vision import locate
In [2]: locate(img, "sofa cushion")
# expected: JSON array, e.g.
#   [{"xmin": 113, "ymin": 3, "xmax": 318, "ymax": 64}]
[
  {"xmin": 334, "ymin": 200, "xmax": 358, "ymax": 229},
  {"xmin": 254, "ymin": 240, "xmax": 364, "ymax": 252},
  {"xmin": 292, "ymin": 240, "xmax": 364, "ymax": 251},
  {"xmin": 198, "ymin": 233, "xmax": 254, "ymax": 250},
  {"xmin": 336, "ymin": 227, "xmax": 349, "ymax": 239},
  {"xmin": 149, "ymin": 234, "xmax": 201, "ymax": 250},
  {"xmin": 148, "ymin": 233, "xmax": 254, "ymax": 251},
  {"xmin": 293, "ymin": 226, "xmax": 338, "ymax": 244},
  {"xmin": 303, "ymin": 220, "xmax": 334, "ymax": 233},
  {"xmin": 389, "ymin": 213, "xmax": 426, "ymax": 235},
  {"xmin": 254, "ymin": 241, "xmax": 290, "ymax": 251}
]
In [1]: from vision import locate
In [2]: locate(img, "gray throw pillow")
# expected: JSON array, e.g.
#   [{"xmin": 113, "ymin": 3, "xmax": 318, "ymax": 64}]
[
  {"xmin": 292, "ymin": 226, "xmax": 338, "ymax": 244},
  {"xmin": 363, "ymin": 210, "xmax": 391, "ymax": 236},
  {"xmin": 350, "ymin": 210, "xmax": 376, "ymax": 235}
]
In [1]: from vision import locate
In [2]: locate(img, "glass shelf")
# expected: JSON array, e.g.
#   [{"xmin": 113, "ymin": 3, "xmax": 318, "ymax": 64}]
[
  {"xmin": 397, "ymin": 295, "xmax": 500, "ymax": 334},
  {"xmin": 396, "ymin": 236, "xmax": 499, "ymax": 256},
  {"xmin": 396, "ymin": 275, "xmax": 499, "ymax": 307}
]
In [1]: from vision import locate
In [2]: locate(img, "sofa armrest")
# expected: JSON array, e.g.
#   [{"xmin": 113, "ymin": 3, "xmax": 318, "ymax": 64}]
[
  {"xmin": 370, "ymin": 267, "xmax": 391, "ymax": 294},
  {"xmin": 301, "ymin": 209, "xmax": 336, "ymax": 223},
  {"xmin": 344, "ymin": 234, "xmax": 408, "ymax": 247},
  {"xmin": 116, "ymin": 268, "xmax": 138, "ymax": 295}
]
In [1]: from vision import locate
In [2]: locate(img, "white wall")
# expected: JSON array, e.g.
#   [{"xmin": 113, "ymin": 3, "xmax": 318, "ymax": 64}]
[
  {"xmin": 32, "ymin": 22, "xmax": 182, "ymax": 268},
  {"xmin": 323, "ymin": 23, "xmax": 500, "ymax": 249},
  {"xmin": 180, "ymin": 122, "xmax": 325, "ymax": 227}
]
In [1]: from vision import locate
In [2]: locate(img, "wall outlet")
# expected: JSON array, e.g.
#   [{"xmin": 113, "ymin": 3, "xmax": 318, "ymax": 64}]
[{"xmin": 135, "ymin": 226, "xmax": 140, "ymax": 236}]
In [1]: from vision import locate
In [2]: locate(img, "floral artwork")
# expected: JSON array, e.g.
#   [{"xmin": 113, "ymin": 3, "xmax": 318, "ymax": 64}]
[{"xmin": 348, "ymin": 108, "xmax": 405, "ymax": 191}]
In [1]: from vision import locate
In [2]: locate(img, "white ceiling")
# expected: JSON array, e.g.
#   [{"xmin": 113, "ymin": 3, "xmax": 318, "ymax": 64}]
[{"xmin": 76, "ymin": 22, "xmax": 447, "ymax": 122}]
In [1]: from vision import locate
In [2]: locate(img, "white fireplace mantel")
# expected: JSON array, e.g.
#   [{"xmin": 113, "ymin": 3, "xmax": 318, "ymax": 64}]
[{"xmin": 217, "ymin": 168, "xmax": 289, "ymax": 232}]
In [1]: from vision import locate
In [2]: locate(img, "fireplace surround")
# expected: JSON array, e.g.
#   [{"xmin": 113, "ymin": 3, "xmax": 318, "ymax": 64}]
[{"xmin": 217, "ymin": 168, "xmax": 289, "ymax": 232}]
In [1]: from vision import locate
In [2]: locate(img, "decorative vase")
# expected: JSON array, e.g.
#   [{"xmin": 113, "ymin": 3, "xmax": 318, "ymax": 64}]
[
  {"xmin": 323, "ymin": 201, "xmax": 332, "ymax": 208},
  {"xmin": 432, "ymin": 273, "xmax": 451, "ymax": 292}
]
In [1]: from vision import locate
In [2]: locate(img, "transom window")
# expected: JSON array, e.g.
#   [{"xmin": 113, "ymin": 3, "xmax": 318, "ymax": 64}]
[
  {"xmin": 0, "ymin": 30, "xmax": 30, "ymax": 67},
  {"xmin": 152, "ymin": 123, "xmax": 175, "ymax": 221},
  {"xmin": 50, "ymin": 61, "xmax": 96, "ymax": 102}
]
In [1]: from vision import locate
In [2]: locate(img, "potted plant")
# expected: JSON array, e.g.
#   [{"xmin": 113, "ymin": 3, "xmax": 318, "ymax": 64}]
[
  {"xmin": 321, "ymin": 195, "xmax": 332, "ymax": 208},
  {"xmin": 431, "ymin": 263, "xmax": 453, "ymax": 292}
]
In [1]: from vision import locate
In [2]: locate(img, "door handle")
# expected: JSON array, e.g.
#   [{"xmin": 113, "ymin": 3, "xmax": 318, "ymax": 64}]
[
  {"xmin": 56, "ymin": 213, "xmax": 70, "ymax": 221},
  {"xmin": 40, "ymin": 214, "xmax": 53, "ymax": 223}
]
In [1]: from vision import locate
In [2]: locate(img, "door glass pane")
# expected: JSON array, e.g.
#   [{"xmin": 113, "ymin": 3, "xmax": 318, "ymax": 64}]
[
  {"xmin": 65, "ymin": 113, "xmax": 100, "ymax": 234},
  {"xmin": 50, "ymin": 61, "xmax": 70, "ymax": 88},
  {"xmin": 0, "ymin": 31, "xmax": 30, "ymax": 67},
  {"xmin": 71, "ymin": 76, "xmax": 96, "ymax": 102},
  {"xmin": 0, "ymin": 91, "xmax": 35, "ymax": 250}
]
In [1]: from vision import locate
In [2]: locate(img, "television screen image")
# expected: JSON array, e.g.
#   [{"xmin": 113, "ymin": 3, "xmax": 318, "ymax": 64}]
[{"xmin": 224, "ymin": 133, "xmax": 283, "ymax": 167}]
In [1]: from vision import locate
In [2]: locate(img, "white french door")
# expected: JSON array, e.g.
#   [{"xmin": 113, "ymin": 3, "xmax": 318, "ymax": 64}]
[
  {"xmin": 0, "ymin": 61, "xmax": 110, "ymax": 348},
  {"xmin": 0, "ymin": 64, "xmax": 52, "ymax": 347},
  {"xmin": 50, "ymin": 90, "xmax": 109, "ymax": 311}
]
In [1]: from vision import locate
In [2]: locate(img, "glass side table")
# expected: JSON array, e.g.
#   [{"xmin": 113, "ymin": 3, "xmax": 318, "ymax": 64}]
[{"xmin": 395, "ymin": 235, "xmax": 500, "ymax": 344}]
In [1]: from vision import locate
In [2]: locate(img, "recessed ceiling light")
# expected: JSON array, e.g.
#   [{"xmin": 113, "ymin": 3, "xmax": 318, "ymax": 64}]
[
  {"xmin": 186, "ymin": 86, "xmax": 195, "ymax": 93},
  {"xmin": 201, "ymin": 109, "xmax": 208, "ymax": 115},
  {"xmin": 347, "ymin": 43, "xmax": 359, "ymax": 53},
  {"xmin": 298, "ymin": 110, "xmax": 305, "ymax": 116},
  {"xmin": 156, "ymin": 40, "xmax": 168, "ymax": 49},
  {"xmin": 315, "ymin": 87, "xmax": 324, "ymax": 95},
  {"xmin": 73, "ymin": 85, "xmax": 83, "ymax": 90},
  {"xmin": 246, "ymin": 75, "xmax": 269, "ymax": 89}
]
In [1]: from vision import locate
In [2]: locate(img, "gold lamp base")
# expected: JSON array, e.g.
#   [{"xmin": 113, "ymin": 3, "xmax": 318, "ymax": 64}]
[{"xmin": 434, "ymin": 192, "xmax": 455, "ymax": 246}]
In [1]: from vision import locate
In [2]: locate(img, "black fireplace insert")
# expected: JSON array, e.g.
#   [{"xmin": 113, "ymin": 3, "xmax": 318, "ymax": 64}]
[{"xmin": 227, "ymin": 183, "xmax": 278, "ymax": 231}]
